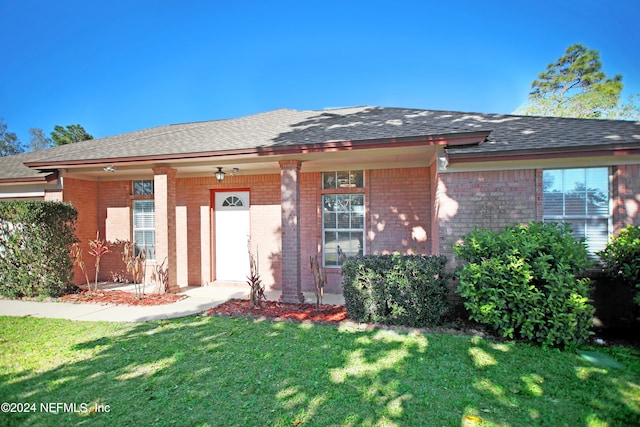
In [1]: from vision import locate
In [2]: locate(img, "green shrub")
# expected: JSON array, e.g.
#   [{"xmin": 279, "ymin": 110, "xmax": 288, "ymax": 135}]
[
  {"xmin": 342, "ymin": 254, "xmax": 450, "ymax": 327},
  {"xmin": 598, "ymin": 224, "xmax": 640, "ymax": 308},
  {"xmin": 454, "ymin": 222, "xmax": 594, "ymax": 348},
  {"xmin": 0, "ymin": 201, "xmax": 78, "ymax": 298}
]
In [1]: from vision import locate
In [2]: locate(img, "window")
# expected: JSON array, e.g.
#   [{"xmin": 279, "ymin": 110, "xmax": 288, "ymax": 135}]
[
  {"xmin": 542, "ymin": 168, "xmax": 610, "ymax": 254},
  {"xmin": 323, "ymin": 170, "xmax": 364, "ymax": 189},
  {"xmin": 222, "ymin": 195, "xmax": 244, "ymax": 207},
  {"xmin": 323, "ymin": 194, "xmax": 364, "ymax": 266},
  {"xmin": 132, "ymin": 180, "xmax": 155, "ymax": 260},
  {"xmin": 133, "ymin": 180, "xmax": 154, "ymax": 196}
]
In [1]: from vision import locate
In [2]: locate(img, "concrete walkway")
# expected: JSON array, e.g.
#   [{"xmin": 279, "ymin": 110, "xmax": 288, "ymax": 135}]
[{"xmin": 0, "ymin": 285, "xmax": 345, "ymax": 323}]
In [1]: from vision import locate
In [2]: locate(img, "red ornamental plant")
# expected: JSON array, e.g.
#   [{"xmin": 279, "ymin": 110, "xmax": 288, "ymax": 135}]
[
  {"xmin": 247, "ymin": 248, "xmax": 265, "ymax": 309},
  {"xmin": 88, "ymin": 232, "xmax": 111, "ymax": 292},
  {"xmin": 71, "ymin": 242, "xmax": 91, "ymax": 291},
  {"xmin": 122, "ymin": 240, "xmax": 147, "ymax": 299}
]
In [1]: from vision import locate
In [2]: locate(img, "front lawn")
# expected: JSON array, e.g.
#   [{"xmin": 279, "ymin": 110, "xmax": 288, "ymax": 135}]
[{"xmin": 1, "ymin": 315, "xmax": 638, "ymax": 426}]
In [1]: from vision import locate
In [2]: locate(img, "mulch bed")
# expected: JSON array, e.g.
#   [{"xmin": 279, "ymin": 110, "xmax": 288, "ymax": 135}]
[
  {"xmin": 60, "ymin": 290, "xmax": 186, "ymax": 306},
  {"xmin": 206, "ymin": 299, "xmax": 348, "ymax": 323},
  {"xmin": 205, "ymin": 299, "xmax": 495, "ymax": 337}
]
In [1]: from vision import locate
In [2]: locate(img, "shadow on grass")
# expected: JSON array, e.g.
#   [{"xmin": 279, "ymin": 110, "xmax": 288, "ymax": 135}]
[{"xmin": 1, "ymin": 315, "xmax": 639, "ymax": 426}]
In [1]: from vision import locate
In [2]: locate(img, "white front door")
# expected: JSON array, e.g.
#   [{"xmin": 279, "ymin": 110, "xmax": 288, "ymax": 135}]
[{"xmin": 214, "ymin": 191, "xmax": 250, "ymax": 282}]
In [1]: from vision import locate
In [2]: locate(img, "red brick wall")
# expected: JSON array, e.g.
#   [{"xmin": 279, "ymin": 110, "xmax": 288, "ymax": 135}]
[
  {"xmin": 59, "ymin": 161, "xmax": 638, "ymax": 296},
  {"xmin": 299, "ymin": 167, "xmax": 432, "ymax": 294},
  {"xmin": 87, "ymin": 175, "xmax": 282, "ymax": 288},
  {"xmin": 612, "ymin": 164, "xmax": 640, "ymax": 233},
  {"xmin": 96, "ymin": 180, "xmax": 131, "ymax": 282},
  {"xmin": 436, "ymin": 169, "xmax": 540, "ymax": 265},
  {"xmin": 300, "ymin": 172, "xmax": 322, "ymax": 292},
  {"xmin": 62, "ymin": 178, "xmax": 136, "ymax": 284},
  {"xmin": 279, "ymin": 160, "xmax": 304, "ymax": 302},
  {"xmin": 247, "ymin": 174, "xmax": 283, "ymax": 289},
  {"xmin": 175, "ymin": 176, "xmax": 211, "ymax": 286},
  {"xmin": 61, "ymin": 166, "xmax": 541, "ymax": 293},
  {"xmin": 154, "ymin": 168, "xmax": 178, "ymax": 291},
  {"xmin": 61, "ymin": 178, "xmax": 99, "ymax": 284},
  {"xmin": 368, "ymin": 167, "xmax": 432, "ymax": 254},
  {"xmin": 176, "ymin": 174, "xmax": 281, "ymax": 288}
]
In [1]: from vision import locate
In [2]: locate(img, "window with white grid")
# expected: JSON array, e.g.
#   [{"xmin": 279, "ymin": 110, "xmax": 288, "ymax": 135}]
[
  {"xmin": 132, "ymin": 180, "xmax": 155, "ymax": 260},
  {"xmin": 322, "ymin": 194, "xmax": 365, "ymax": 266},
  {"xmin": 542, "ymin": 168, "xmax": 610, "ymax": 255}
]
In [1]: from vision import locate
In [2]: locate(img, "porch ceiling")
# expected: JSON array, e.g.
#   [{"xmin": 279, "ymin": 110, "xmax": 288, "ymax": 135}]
[{"xmin": 61, "ymin": 144, "xmax": 439, "ymax": 181}]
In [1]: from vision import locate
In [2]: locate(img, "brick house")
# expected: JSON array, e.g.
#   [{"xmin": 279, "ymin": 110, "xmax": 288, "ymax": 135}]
[{"xmin": 1, "ymin": 107, "xmax": 639, "ymax": 302}]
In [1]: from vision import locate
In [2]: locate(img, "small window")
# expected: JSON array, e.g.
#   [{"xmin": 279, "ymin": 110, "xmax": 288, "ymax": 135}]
[
  {"xmin": 222, "ymin": 195, "xmax": 244, "ymax": 207},
  {"xmin": 133, "ymin": 180, "xmax": 154, "ymax": 196},
  {"xmin": 543, "ymin": 168, "xmax": 610, "ymax": 254},
  {"xmin": 322, "ymin": 170, "xmax": 364, "ymax": 189}
]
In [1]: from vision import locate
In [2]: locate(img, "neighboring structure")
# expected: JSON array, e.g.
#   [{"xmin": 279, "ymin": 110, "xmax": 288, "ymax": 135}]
[{"xmin": 1, "ymin": 107, "xmax": 638, "ymax": 301}]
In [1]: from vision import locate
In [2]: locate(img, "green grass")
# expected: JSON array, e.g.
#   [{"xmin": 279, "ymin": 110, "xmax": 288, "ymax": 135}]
[{"xmin": 1, "ymin": 316, "xmax": 639, "ymax": 426}]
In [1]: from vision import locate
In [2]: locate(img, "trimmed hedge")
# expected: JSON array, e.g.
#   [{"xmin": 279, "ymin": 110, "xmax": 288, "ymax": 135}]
[
  {"xmin": 454, "ymin": 222, "xmax": 594, "ymax": 348},
  {"xmin": 0, "ymin": 201, "xmax": 78, "ymax": 297},
  {"xmin": 342, "ymin": 254, "xmax": 450, "ymax": 327}
]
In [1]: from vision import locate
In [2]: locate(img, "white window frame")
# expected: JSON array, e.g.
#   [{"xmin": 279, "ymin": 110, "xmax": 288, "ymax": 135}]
[
  {"xmin": 542, "ymin": 167, "xmax": 611, "ymax": 255},
  {"xmin": 322, "ymin": 193, "xmax": 365, "ymax": 267},
  {"xmin": 132, "ymin": 180, "xmax": 155, "ymax": 260}
]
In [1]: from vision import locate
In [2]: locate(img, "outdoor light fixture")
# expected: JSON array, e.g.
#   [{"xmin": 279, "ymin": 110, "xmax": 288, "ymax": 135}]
[
  {"xmin": 438, "ymin": 154, "xmax": 449, "ymax": 171},
  {"xmin": 215, "ymin": 167, "xmax": 226, "ymax": 182},
  {"xmin": 103, "ymin": 165, "xmax": 116, "ymax": 173}
]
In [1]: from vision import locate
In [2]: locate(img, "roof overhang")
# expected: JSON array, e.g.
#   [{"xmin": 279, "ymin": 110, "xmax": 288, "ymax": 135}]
[
  {"xmin": 446, "ymin": 143, "xmax": 640, "ymax": 163},
  {"xmin": 0, "ymin": 171, "xmax": 58, "ymax": 185},
  {"xmin": 23, "ymin": 131, "xmax": 490, "ymax": 169}
]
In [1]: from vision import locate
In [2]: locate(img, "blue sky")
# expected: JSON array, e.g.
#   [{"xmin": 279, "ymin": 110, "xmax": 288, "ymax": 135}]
[{"xmin": 1, "ymin": 0, "xmax": 639, "ymax": 146}]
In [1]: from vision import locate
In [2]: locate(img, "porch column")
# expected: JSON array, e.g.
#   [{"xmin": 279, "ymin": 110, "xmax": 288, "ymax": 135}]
[
  {"xmin": 279, "ymin": 160, "xmax": 304, "ymax": 303},
  {"xmin": 153, "ymin": 166, "xmax": 178, "ymax": 292},
  {"xmin": 430, "ymin": 164, "xmax": 441, "ymax": 255}
]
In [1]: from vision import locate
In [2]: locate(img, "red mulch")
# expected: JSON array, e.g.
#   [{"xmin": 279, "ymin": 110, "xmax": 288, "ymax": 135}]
[
  {"xmin": 60, "ymin": 290, "xmax": 185, "ymax": 306},
  {"xmin": 206, "ymin": 299, "xmax": 348, "ymax": 323}
]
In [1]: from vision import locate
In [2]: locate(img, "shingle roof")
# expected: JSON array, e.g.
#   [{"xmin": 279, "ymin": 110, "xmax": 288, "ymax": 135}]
[
  {"xmin": 0, "ymin": 151, "xmax": 56, "ymax": 182},
  {"xmin": 21, "ymin": 106, "xmax": 496, "ymax": 165},
  {"xmin": 2, "ymin": 106, "xmax": 639, "ymax": 181},
  {"xmin": 443, "ymin": 112, "xmax": 640, "ymax": 157}
]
